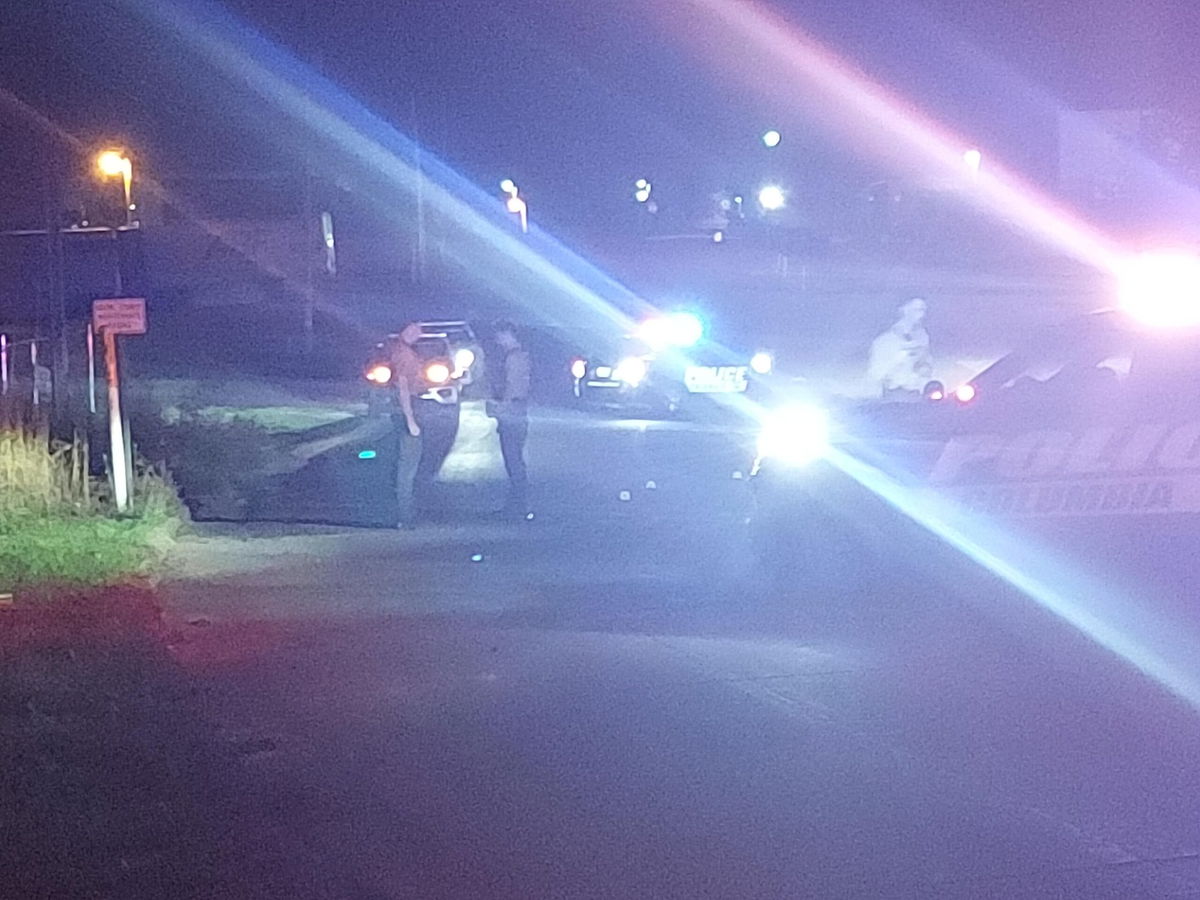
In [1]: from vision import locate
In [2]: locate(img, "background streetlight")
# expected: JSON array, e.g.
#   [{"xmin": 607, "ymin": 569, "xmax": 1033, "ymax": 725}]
[
  {"xmin": 963, "ymin": 148, "xmax": 982, "ymax": 176},
  {"xmin": 757, "ymin": 184, "xmax": 786, "ymax": 211},
  {"xmin": 761, "ymin": 129, "xmax": 782, "ymax": 149},
  {"xmin": 96, "ymin": 149, "xmax": 135, "ymax": 227},
  {"xmin": 501, "ymin": 178, "xmax": 528, "ymax": 233}
]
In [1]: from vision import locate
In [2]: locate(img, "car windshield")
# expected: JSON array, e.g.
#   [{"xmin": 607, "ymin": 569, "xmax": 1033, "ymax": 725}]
[
  {"xmin": 412, "ymin": 336, "xmax": 451, "ymax": 361},
  {"xmin": 973, "ymin": 313, "xmax": 1200, "ymax": 396}
]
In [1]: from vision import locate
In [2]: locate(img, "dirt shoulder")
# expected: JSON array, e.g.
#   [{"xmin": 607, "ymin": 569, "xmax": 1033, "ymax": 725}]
[{"xmin": 0, "ymin": 588, "xmax": 299, "ymax": 899}]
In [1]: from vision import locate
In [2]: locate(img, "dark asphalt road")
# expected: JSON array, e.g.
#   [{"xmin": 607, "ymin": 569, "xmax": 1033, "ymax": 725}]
[{"xmin": 162, "ymin": 408, "xmax": 1200, "ymax": 899}]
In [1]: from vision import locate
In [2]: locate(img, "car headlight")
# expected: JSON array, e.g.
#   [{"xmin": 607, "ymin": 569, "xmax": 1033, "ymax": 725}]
[
  {"xmin": 365, "ymin": 364, "xmax": 392, "ymax": 385},
  {"xmin": 1118, "ymin": 250, "xmax": 1200, "ymax": 328},
  {"xmin": 756, "ymin": 404, "xmax": 829, "ymax": 467},
  {"xmin": 614, "ymin": 356, "xmax": 648, "ymax": 386},
  {"xmin": 424, "ymin": 361, "xmax": 452, "ymax": 385},
  {"xmin": 453, "ymin": 348, "xmax": 476, "ymax": 374},
  {"xmin": 750, "ymin": 351, "xmax": 774, "ymax": 375}
]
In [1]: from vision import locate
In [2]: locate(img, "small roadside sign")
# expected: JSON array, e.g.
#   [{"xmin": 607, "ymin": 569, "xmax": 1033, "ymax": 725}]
[
  {"xmin": 91, "ymin": 298, "xmax": 145, "ymax": 512},
  {"xmin": 92, "ymin": 298, "xmax": 146, "ymax": 335}
]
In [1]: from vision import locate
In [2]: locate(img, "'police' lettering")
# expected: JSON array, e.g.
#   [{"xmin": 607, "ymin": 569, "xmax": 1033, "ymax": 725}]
[
  {"xmin": 1065, "ymin": 427, "xmax": 1119, "ymax": 474},
  {"xmin": 1147, "ymin": 481, "xmax": 1173, "ymax": 509},
  {"xmin": 929, "ymin": 434, "xmax": 1005, "ymax": 484},
  {"xmin": 996, "ymin": 431, "xmax": 1074, "ymax": 479},
  {"xmin": 1156, "ymin": 422, "xmax": 1200, "ymax": 470},
  {"xmin": 1113, "ymin": 423, "xmax": 1170, "ymax": 472}
]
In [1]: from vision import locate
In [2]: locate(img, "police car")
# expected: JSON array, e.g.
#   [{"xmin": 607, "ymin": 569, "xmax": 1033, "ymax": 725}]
[
  {"xmin": 570, "ymin": 311, "xmax": 776, "ymax": 416},
  {"xmin": 750, "ymin": 301, "xmax": 1200, "ymax": 599}
]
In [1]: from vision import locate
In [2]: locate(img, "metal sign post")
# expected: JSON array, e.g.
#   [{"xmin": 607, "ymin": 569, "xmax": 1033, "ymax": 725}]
[{"xmin": 92, "ymin": 299, "xmax": 146, "ymax": 512}]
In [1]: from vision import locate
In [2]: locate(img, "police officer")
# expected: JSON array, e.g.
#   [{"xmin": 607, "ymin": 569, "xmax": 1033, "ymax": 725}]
[
  {"xmin": 389, "ymin": 322, "xmax": 423, "ymax": 529},
  {"xmin": 868, "ymin": 297, "xmax": 934, "ymax": 400},
  {"xmin": 489, "ymin": 322, "xmax": 532, "ymax": 517}
]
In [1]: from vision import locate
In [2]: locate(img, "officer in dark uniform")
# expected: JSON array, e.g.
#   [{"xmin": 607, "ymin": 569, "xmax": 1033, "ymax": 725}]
[{"xmin": 489, "ymin": 322, "xmax": 532, "ymax": 517}]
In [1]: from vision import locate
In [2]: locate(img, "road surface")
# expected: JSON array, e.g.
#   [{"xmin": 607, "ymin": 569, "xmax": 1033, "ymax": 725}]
[{"xmin": 159, "ymin": 407, "xmax": 1200, "ymax": 899}]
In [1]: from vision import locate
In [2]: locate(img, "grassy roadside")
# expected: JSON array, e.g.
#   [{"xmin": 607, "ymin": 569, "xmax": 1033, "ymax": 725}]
[
  {"xmin": 0, "ymin": 430, "xmax": 185, "ymax": 592},
  {"xmin": 0, "ymin": 432, "xmax": 255, "ymax": 897}
]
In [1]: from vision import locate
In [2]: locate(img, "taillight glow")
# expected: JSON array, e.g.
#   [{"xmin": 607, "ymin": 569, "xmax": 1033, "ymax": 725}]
[
  {"xmin": 954, "ymin": 384, "xmax": 976, "ymax": 403},
  {"xmin": 365, "ymin": 364, "xmax": 392, "ymax": 384}
]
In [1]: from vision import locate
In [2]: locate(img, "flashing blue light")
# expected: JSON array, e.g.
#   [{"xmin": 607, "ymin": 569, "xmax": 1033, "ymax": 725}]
[
  {"xmin": 637, "ymin": 311, "xmax": 706, "ymax": 349},
  {"xmin": 667, "ymin": 312, "xmax": 705, "ymax": 347},
  {"xmin": 357, "ymin": 449, "xmax": 377, "ymax": 460}
]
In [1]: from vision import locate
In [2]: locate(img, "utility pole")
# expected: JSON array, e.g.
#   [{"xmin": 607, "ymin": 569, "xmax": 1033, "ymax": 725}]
[
  {"xmin": 412, "ymin": 93, "xmax": 427, "ymax": 285},
  {"xmin": 302, "ymin": 166, "xmax": 316, "ymax": 353}
]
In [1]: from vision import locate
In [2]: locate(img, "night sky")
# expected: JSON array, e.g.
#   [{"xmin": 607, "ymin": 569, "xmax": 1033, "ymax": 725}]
[{"xmin": 1, "ymin": 0, "xmax": 1197, "ymax": 228}]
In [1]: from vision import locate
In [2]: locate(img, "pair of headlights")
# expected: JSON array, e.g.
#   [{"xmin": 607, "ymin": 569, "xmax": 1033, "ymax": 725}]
[
  {"xmin": 366, "ymin": 348, "xmax": 477, "ymax": 387},
  {"xmin": 570, "ymin": 356, "xmax": 649, "ymax": 386}
]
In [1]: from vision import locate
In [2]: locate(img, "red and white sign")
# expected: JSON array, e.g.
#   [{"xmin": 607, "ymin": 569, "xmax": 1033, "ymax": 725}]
[{"xmin": 92, "ymin": 298, "xmax": 146, "ymax": 335}]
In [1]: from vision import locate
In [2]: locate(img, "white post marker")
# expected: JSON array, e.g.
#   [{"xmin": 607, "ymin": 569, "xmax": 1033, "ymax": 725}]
[
  {"xmin": 92, "ymin": 298, "xmax": 146, "ymax": 512},
  {"xmin": 86, "ymin": 323, "xmax": 97, "ymax": 414}
]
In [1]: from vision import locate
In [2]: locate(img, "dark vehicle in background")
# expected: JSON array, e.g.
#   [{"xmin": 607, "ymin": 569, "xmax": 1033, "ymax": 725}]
[
  {"xmin": 750, "ymin": 307, "xmax": 1200, "ymax": 608},
  {"xmin": 569, "ymin": 311, "xmax": 777, "ymax": 417}
]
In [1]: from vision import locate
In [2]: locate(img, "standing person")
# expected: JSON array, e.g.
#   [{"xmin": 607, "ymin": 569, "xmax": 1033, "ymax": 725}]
[
  {"xmin": 867, "ymin": 297, "xmax": 934, "ymax": 399},
  {"xmin": 389, "ymin": 323, "xmax": 423, "ymax": 529},
  {"xmin": 489, "ymin": 322, "xmax": 532, "ymax": 517}
]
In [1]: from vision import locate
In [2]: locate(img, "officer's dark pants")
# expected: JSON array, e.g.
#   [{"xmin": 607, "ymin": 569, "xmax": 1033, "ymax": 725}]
[
  {"xmin": 497, "ymin": 415, "xmax": 529, "ymax": 511},
  {"xmin": 393, "ymin": 419, "xmax": 422, "ymax": 527},
  {"xmin": 414, "ymin": 402, "xmax": 461, "ymax": 511}
]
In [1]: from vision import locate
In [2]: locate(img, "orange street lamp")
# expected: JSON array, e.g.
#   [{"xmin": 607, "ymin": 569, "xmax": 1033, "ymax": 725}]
[{"xmin": 96, "ymin": 149, "xmax": 134, "ymax": 227}]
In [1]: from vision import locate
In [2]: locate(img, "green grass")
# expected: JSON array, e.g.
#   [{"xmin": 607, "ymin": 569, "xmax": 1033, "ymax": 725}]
[
  {"xmin": 0, "ymin": 430, "xmax": 186, "ymax": 590},
  {"xmin": 0, "ymin": 511, "xmax": 179, "ymax": 587}
]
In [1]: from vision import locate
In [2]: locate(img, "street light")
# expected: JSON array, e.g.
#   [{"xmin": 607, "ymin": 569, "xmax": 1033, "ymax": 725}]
[
  {"xmin": 963, "ymin": 148, "xmax": 982, "ymax": 176},
  {"xmin": 762, "ymin": 129, "xmax": 781, "ymax": 149},
  {"xmin": 634, "ymin": 178, "xmax": 652, "ymax": 203},
  {"xmin": 501, "ymin": 179, "xmax": 528, "ymax": 233},
  {"xmin": 757, "ymin": 184, "xmax": 786, "ymax": 211},
  {"xmin": 96, "ymin": 149, "xmax": 134, "ymax": 227}
]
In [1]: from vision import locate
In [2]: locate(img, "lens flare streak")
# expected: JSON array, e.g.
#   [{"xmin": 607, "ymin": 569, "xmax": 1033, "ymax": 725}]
[
  {"xmin": 678, "ymin": 0, "xmax": 1123, "ymax": 272},
  {"xmin": 830, "ymin": 447, "xmax": 1200, "ymax": 709}
]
